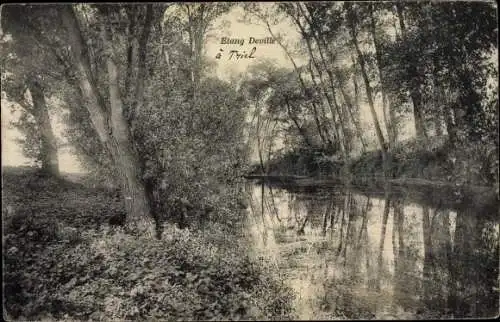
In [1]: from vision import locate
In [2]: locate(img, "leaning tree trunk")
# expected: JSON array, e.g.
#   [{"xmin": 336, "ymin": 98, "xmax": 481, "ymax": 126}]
[
  {"xmin": 27, "ymin": 79, "xmax": 60, "ymax": 177},
  {"xmin": 298, "ymin": 4, "xmax": 350, "ymax": 156},
  {"xmin": 348, "ymin": 9, "xmax": 389, "ymax": 174},
  {"xmin": 61, "ymin": 5, "xmax": 155, "ymax": 236},
  {"xmin": 264, "ymin": 21, "xmax": 328, "ymax": 148},
  {"xmin": 106, "ymin": 52, "xmax": 155, "ymax": 234},
  {"xmin": 369, "ymin": 3, "xmax": 397, "ymax": 147},
  {"xmin": 285, "ymin": 99, "xmax": 314, "ymax": 148},
  {"xmin": 350, "ymin": 56, "xmax": 368, "ymax": 152}
]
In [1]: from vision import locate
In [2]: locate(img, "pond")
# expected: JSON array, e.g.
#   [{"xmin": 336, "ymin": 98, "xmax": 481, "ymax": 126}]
[{"xmin": 244, "ymin": 180, "xmax": 499, "ymax": 320}]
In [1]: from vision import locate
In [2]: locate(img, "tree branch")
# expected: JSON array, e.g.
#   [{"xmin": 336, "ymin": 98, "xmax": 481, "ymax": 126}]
[{"xmin": 130, "ymin": 4, "xmax": 153, "ymax": 124}]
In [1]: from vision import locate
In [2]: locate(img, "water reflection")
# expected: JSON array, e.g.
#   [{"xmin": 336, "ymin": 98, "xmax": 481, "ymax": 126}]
[{"xmin": 245, "ymin": 181, "xmax": 499, "ymax": 320}]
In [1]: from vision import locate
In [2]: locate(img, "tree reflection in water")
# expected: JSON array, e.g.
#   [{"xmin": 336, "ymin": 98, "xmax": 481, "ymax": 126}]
[{"xmin": 246, "ymin": 182, "xmax": 499, "ymax": 320}]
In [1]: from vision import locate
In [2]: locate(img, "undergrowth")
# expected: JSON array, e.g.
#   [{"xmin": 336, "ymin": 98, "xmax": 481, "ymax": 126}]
[
  {"xmin": 253, "ymin": 139, "xmax": 499, "ymax": 188},
  {"xmin": 2, "ymin": 167, "xmax": 296, "ymax": 321}
]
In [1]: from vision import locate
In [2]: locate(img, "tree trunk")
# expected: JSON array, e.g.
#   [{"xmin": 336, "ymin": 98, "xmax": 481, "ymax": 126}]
[
  {"xmin": 285, "ymin": 99, "xmax": 314, "ymax": 148},
  {"xmin": 443, "ymin": 88, "xmax": 458, "ymax": 144},
  {"xmin": 432, "ymin": 78, "xmax": 444, "ymax": 137},
  {"xmin": 306, "ymin": 60, "xmax": 345, "ymax": 156},
  {"xmin": 131, "ymin": 4, "xmax": 153, "ymax": 124},
  {"xmin": 257, "ymin": 117, "xmax": 269, "ymax": 174},
  {"xmin": 412, "ymin": 91, "xmax": 428, "ymax": 140},
  {"xmin": 27, "ymin": 79, "xmax": 60, "ymax": 177},
  {"xmin": 335, "ymin": 68, "xmax": 367, "ymax": 152},
  {"xmin": 348, "ymin": 10, "xmax": 389, "ymax": 173},
  {"xmin": 297, "ymin": 5, "xmax": 350, "ymax": 157},
  {"xmin": 106, "ymin": 53, "xmax": 155, "ymax": 234},
  {"xmin": 297, "ymin": 25, "xmax": 340, "ymax": 146},
  {"xmin": 252, "ymin": 99, "xmax": 267, "ymax": 174},
  {"xmin": 264, "ymin": 21, "xmax": 328, "ymax": 148},
  {"xmin": 369, "ymin": 3, "xmax": 397, "ymax": 147},
  {"xmin": 61, "ymin": 6, "xmax": 155, "ymax": 236},
  {"xmin": 350, "ymin": 57, "xmax": 368, "ymax": 152},
  {"xmin": 301, "ymin": 3, "xmax": 369, "ymax": 155},
  {"xmin": 429, "ymin": 5, "xmax": 443, "ymax": 139},
  {"xmin": 185, "ymin": 4, "xmax": 207, "ymax": 102},
  {"xmin": 395, "ymin": 3, "xmax": 428, "ymax": 142}
]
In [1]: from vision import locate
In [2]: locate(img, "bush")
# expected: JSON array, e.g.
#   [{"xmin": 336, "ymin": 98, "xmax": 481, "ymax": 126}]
[
  {"xmin": 349, "ymin": 138, "xmax": 499, "ymax": 186},
  {"xmin": 261, "ymin": 147, "xmax": 344, "ymax": 176},
  {"xmin": 132, "ymin": 77, "xmax": 249, "ymax": 230}
]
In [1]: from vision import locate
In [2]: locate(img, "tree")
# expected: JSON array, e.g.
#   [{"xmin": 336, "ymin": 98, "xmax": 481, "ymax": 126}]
[
  {"xmin": 345, "ymin": 3, "xmax": 389, "ymax": 171},
  {"xmin": 2, "ymin": 76, "xmax": 60, "ymax": 176},
  {"xmin": 368, "ymin": 2, "xmax": 398, "ymax": 146},
  {"xmin": 1, "ymin": 6, "xmax": 61, "ymax": 176},
  {"xmin": 242, "ymin": 60, "xmax": 317, "ymax": 153},
  {"xmin": 175, "ymin": 3, "xmax": 233, "ymax": 97},
  {"xmin": 282, "ymin": 2, "xmax": 355, "ymax": 158},
  {"xmin": 386, "ymin": 1, "xmax": 497, "ymax": 146},
  {"xmin": 394, "ymin": 2, "xmax": 428, "ymax": 141},
  {"xmin": 56, "ymin": 4, "xmax": 167, "ymax": 235},
  {"xmin": 243, "ymin": 3, "xmax": 334, "ymax": 151}
]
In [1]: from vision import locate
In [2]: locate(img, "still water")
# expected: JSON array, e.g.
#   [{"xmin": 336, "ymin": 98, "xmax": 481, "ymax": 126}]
[{"xmin": 244, "ymin": 181, "xmax": 499, "ymax": 320}]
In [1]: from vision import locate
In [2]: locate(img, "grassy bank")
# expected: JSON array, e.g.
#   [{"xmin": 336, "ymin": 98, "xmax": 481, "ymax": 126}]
[
  {"xmin": 251, "ymin": 139, "xmax": 499, "ymax": 189},
  {"xmin": 2, "ymin": 167, "xmax": 295, "ymax": 321}
]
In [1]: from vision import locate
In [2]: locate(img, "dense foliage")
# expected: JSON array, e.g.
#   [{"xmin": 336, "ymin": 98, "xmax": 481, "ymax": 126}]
[{"xmin": 242, "ymin": 2, "xmax": 498, "ymax": 187}]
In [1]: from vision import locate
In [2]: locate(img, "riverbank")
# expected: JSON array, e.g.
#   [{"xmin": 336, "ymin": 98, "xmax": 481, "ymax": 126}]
[
  {"xmin": 2, "ymin": 166, "xmax": 295, "ymax": 320},
  {"xmin": 249, "ymin": 139, "xmax": 499, "ymax": 198}
]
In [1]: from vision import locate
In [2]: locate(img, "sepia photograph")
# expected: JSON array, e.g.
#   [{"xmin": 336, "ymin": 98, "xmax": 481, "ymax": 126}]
[{"xmin": 1, "ymin": 2, "xmax": 498, "ymax": 320}]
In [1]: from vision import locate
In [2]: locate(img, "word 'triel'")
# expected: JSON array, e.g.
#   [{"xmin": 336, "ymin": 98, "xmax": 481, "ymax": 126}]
[{"xmin": 215, "ymin": 47, "xmax": 257, "ymax": 60}]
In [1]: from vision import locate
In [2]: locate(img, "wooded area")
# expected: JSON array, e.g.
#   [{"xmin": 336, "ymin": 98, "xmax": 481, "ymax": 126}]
[
  {"xmin": 1, "ymin": 2, "xmax": 498, "ymax": 320},
  {"xmin": 2, "ymin": 3, "xmax": 249, "ymax": 236},
  {"xmin": 242, "ymin": 2, "xmax": 498, "ymax": 187}
]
